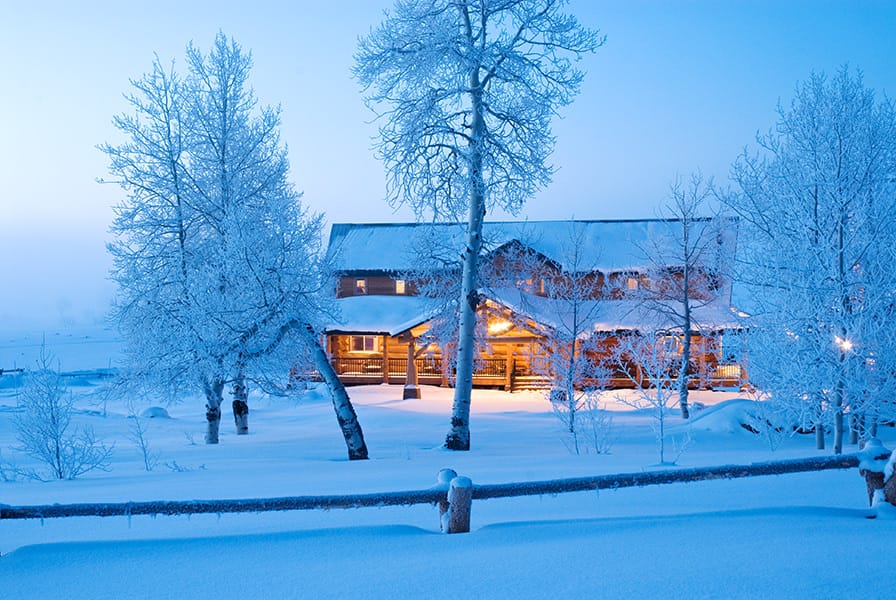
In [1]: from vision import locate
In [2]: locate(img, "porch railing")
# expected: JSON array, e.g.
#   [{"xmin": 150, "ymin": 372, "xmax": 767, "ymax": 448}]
[
  {"xmin": 334, "ymin": 357, "xmax": 384, "ymax": 376},
  {"xmin": 331, "ymin": 357, "xmax": 744, "ymax": 388},
  {"xmin": 386, "ymin": 358, "xmax": 443, "ymax": 377},
  {"xmin": 710, "ymin": 362, "xmax": 742, "ymax": 381},
  {"xmin": 333, "ymin": 357, "xmax": 507, "ymax": 379},
  {"xmin": 474, "ymin": 358, "xmax": 506, "ymax": 378}
]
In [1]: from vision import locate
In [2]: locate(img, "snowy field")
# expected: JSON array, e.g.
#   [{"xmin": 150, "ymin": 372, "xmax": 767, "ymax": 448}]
[{"xmin": 1, "ymin": 330, "xmax": 894, "ymax": 599}]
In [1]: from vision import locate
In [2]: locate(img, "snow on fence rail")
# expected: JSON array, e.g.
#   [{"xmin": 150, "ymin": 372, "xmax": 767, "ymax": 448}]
[{"xmin": 2, "ymin": 450, "xmax": 891, "ymax": 535}]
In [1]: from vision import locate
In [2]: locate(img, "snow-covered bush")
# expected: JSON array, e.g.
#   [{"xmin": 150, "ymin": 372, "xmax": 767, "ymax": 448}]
[
  {"xmin": 13, "ymin": 349, "xmax": 113, "ymax": 480},
  {"xmin": 613, "ymin": 332, "xmax": 689, "ymax": 465},
  {"xmin": 580, "ymin": 393, "xmax": 615, "ymax": 455}
]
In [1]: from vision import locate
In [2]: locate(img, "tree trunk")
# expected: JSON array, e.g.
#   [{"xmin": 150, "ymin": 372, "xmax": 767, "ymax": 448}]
[
  {"xmin": 446, "ymin": 47, "xmax": 486, "ymax": 452},
  {"xmin": 302, "ymin": 325, "xmax": 368, "ymax": 460},
  {"xmin": 848, "ymin": 413, "xmax": 859, "ymax": 446},
  {"xmin": 564, "ymin": 338, "xmax": 579, "ymax": 454},
  {"xmin": 204, "ymin": 378, "xmax": 225, "ymax": 444},
  {"xmin": 403, "ymin": 339, "xmax": 421, "ymax": 400},
  {"xmin": 232, "ymin": 369, "xmax": 249, "ymax": 435},
  {"xmin": 815, "ymin": 420, "xmax": 825, "ymax": 450},
  {"xmin": 833, "ymin": 384, "xmax": 844, "ymax": 455},
  {"xmin": 677, "ymin": 354, "xmax": 690, "ymax": 419},
  {"xmin": 678, "ymin": 325, "xmax": 691, "ymax": 419}
]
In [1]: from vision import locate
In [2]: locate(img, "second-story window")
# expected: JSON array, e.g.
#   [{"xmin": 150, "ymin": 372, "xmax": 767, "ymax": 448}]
[
  {"xmin": 395, "ymin": 279, "xmax": 406, "ymax": 294},
  {"xmin": 355, "ymin": 279, "xmax": 367, "ymax": 295}
]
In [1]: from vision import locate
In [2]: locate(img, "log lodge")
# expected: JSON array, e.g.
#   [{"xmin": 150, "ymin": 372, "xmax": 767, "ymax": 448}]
[{"xmin": 323, "ymin": 220, "xmax": 745, "ymax": 392}]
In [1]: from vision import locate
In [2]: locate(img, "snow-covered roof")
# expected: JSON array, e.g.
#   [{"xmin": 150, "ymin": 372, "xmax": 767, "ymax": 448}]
[
  {"xmin": 324, "ymin": 295, "xmax": 442, "ymax": 337},
  {"xmin": 488, "ymin": 287, "xmax": 742, "ymax": 335},
  {"xmin": 325, "ymin": 288, "xmax": 741, "ymax": 337},
  {"xmin": 326, "ymin": 219, "xmax": 737, "ymax": 275}
]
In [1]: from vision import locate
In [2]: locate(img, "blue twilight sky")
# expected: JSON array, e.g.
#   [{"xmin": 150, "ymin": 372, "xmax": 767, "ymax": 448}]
[{"xmin": 1, "ymin": 0, "xmax": 894, "ymax": 329}]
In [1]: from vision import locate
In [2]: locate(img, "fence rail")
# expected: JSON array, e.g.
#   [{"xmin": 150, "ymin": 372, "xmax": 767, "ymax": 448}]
[
  {"xmin": 0, "ymin": 489, "xmax": 446, "ymax": 520},
  {"xmin": 472, "ymin": 454, "xmax": 862, "ymax": 499},
  {"xmin": 3, "ymin": 451, "xmax": 885, "ymax": 535}
]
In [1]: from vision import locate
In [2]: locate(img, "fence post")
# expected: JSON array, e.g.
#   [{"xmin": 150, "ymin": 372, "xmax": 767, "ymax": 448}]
[
  {"xmin": 436, "ymin": 468, "xmax": 457, "ymax": 530},
  {"xmin": 858, "ymin": 438, "xmax": 893, "ymax": 507},
  {"xmin": 445, "ymin": 476, "xmax": 473, "ymax": 534}
]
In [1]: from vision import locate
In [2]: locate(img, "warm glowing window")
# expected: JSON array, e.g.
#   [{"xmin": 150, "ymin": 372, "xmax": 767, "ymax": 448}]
[
  {"xmin": 350, "ymin": 335, "xmax": 378, "ymax": 353},
  {"xmin": 626, "ymin": 276, "xmax": 639, "ymax": 290},
  {"xmin": 487, "ymin": 317, "xmax": 513, "ymax": 335},
  {"xmin": 515, "ymin": 278, "xmax": 535, "ymax": 293},
  {"xmin": 355, "ymin": 279, "xmax": 367, "ymax": 295},
  {"xmin": 395, "ymin": 279, "xmax": 406, "ymax": 294}
]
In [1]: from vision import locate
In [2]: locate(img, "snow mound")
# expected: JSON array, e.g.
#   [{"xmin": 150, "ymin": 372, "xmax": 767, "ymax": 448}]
[
  {"xmin": 687, "ymin": 399, "xmax": 761, "ymax": 434},
  {"xmin": 139, "ymin": 406, "xmax": 171, "ymax": 419},
  {"xmin": 300, "ymin": 383, "xmax": 332, "ymax": 404}
]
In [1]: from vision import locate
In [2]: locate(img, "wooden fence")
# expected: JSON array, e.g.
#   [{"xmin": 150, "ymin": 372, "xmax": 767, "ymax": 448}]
[{"xmin": 1, "ymin": 451, "xmax": 890, "ymax": 535}]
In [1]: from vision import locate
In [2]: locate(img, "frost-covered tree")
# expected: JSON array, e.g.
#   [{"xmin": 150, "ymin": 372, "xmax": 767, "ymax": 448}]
[
  {"xmin": 723, "ymin": 66, "xmax": 896, "ymax": 454},
  {"xmin": 496, "ymin": 223, "xmax": 611, "ymax": 454},
  {"xmin": 613, "ymin": 331, "xmax": 687, "ymax": 465},
  {"xmin": 356, "ymin": 0, "xmax": 602, "ymax": 450},
  {"xmin": 102, "ymin": 34, "xmax": 367, "ymax": 458},
  {"xmin": 638, "ymin": 174, "xmax": 724, "ymax": 419}
]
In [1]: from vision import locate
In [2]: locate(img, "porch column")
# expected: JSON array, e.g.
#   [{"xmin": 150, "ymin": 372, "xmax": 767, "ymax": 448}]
[
  {"xmin": 382, "ymin": 335, "xmax": 390, "ymax": 384},
  {"xmin": 404, "ymin": 337, "xmax": 422, "ymax": 399},
  {"xmin": 504, "ymin": 353, "xmax": 514, "ymax": 392}
]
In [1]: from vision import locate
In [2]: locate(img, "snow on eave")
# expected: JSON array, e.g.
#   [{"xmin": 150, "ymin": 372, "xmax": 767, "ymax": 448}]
[
  {"xmin": 485, "ymin": 287, "xmax": 741, "ymax": 336},
  {"xmin": 324, "ymin": 295, "xmax": 442, "ymax": 337}
]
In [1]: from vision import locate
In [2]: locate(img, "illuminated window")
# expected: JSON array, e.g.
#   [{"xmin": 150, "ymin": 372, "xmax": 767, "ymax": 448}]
[
  {"xmin": 487, "ymin": 317, "xmax": 513, "ymax": 335},
  {"xmin": 350, "ymin": 335, "xmax": 378, "ymax": 352},
  {"xmin": 515, "ymin": 278, "xmax": 535, "ymax": 293},
  {"xmin": 395, "ymin": 279, "xmax": 406, "ymax": 294},
  {"xmin": 626, "ymin": 276, "xmax": 639, "ymax": 290},
  {"xmin": 355, "ymin": 279, "xmax": 367, "ymax": 295}
]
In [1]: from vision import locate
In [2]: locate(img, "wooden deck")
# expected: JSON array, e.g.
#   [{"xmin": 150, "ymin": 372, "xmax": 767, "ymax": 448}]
[{"xmin": 331, "ymin": 357, "xmax": 744, "ymax": 391}]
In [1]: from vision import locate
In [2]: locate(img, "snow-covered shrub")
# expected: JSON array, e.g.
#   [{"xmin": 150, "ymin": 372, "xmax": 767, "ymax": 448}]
[
  {"xmin": 128, "ymin": 406, "xmax": 160, "ymax": 472},
  {"xmin": 741, "ymin": 393, "xmax": 794, "ymax": 451},
  {"xmin": 580, "ymin": 393, "xmax": 615, "ymax": 455},
  {"xmin": 613, "ymin": 332, "xmax": 689, "ymax": 465},
  {"xmin": 12, "ymin": 349, "xmax": 113, "ymax": 480}
]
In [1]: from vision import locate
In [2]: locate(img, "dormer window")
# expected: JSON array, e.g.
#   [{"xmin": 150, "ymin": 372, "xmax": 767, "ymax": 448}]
[
  {"xmin": 395, "ymin": 279, "xmax": 406, "ymax": 295},
  {"xmin": 355, "ymin": 279, "xmax": 367, "ymax": 295}
]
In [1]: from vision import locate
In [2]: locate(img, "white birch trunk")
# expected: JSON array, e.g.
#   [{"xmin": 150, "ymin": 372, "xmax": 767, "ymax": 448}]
[
  {"xmin": 446, "ymin": 18, "xmax": 485, "ymax": 451},
  {"xmin": 564, "ymin": 337, "xmax": 579, "ymax": 454},
  {"xmin": 677, "ymin": 222, "xmax": 692, "ymax": 420},
  {"xmin": 232, "ymin": 367, "xmax": 249, "ymax": 435},
  {"xmin": 301, "ymin": 325, "xmax": 368, "ymax": 460},
  {"xmin": 204, "ymin": 378, "xmax": 225, "ymax": 444}
]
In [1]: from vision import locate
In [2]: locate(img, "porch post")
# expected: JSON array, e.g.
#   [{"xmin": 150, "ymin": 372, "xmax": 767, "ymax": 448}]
[
  {"xmin": 504, "ymin": 353, "xmax": 513, "ymax": 392},
  {"xmin": 382, "ymin": 335, "xmax": 390, "ymax": 384},
  {"xmin": 404, "ymin": 337, "xmax": 422, "ymax": 399}
]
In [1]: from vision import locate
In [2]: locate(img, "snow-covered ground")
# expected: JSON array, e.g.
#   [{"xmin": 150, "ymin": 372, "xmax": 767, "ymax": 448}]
[{"xmin": 0, "ymin": 331, "xmax": 894, "ymax": 599}]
